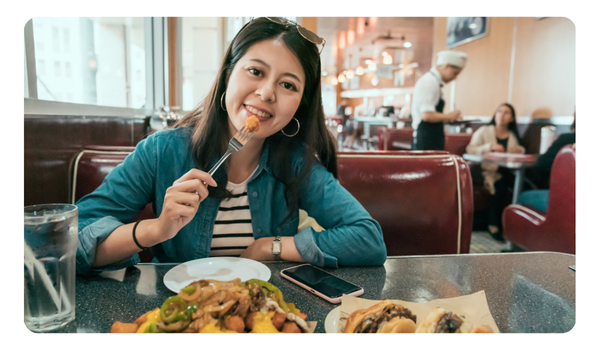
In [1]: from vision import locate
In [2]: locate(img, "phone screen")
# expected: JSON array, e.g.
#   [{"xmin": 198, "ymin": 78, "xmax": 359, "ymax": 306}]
[{"xmin": 282, "ymin": 265, "xmax": 362, "ymax": 298}]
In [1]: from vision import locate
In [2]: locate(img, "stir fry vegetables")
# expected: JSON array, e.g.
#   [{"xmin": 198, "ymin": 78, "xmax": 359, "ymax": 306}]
[{"xmin": 110, "ymin": 278, "xmax": 309, "ymax": 333}]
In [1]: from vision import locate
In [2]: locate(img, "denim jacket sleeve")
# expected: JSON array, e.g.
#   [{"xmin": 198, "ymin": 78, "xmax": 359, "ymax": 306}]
[
  {"xmin": 293, "ymin": 157, "xmax": 387, "ymax": 268},
  {"xmin": 75, "ymin": 133, "xmax": 157, "ymax": 275}
]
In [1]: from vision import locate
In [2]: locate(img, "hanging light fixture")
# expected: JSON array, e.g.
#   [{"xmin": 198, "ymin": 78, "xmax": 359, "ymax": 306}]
[
  {"xmin": 337, "ymin": 73, "xmax": 346, "ymax": 83},
  {"xmin": 383, "ymin": 55, "xmax": 393, "ymax": 65},
  {"xmin": 404, "ymin": 42, "xmax": 412, "ymax": 48},
  {"xmin": 345, "ymin": 69, "xmax": 354, "ymax": 79},
  {"xmin": 331, "ymin": 77, "xmax": 338, "ymax": 85},
  {"xmin": 368, "ymin": 62, "xmax": 377, "ymax": 71},
  {"xmin": 355, "ymin": 65, "xmax": 364, "ymax": 75}
]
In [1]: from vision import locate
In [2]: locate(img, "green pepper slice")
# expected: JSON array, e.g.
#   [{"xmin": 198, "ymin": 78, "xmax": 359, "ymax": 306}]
[
  {"xmin": 181, "ymin": 284, "xmax": 197, "ymax": 295},
  {"xmin": 144, "ymin": 323, "xmax": 162, "ymax": 333},
  {"xmin": 160, "ymin": 296, "xmax": 189, "ymax": 323}
]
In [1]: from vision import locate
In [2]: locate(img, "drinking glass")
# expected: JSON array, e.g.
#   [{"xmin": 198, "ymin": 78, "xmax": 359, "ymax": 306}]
[{"xmin": 24, "ymin": 204, "xmax": 78, "ymax": 332}]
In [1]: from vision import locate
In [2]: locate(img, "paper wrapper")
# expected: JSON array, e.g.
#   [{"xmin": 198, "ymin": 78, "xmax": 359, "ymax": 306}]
[
  {"xmin": 306, "ymin": 321, "xmax": 317, "ymax": 333},
  {"xmin": 337, "ymin": 290, "xmax": 500, "ymax": 333}
]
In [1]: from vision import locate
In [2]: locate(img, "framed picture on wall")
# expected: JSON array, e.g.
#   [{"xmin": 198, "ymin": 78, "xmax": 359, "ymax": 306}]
[{"xmin": 446, "ymin": 17, "xmax": 488, "ymax": 48}]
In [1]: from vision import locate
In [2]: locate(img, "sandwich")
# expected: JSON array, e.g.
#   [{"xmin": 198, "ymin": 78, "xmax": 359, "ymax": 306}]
[
  {"xmin": 415, "ymin": 307, "xmax": 494, "ymax": 333},
  {"xmin": 110, "ymin": 278, "xmax": 309, "ymax": 333},
  {"xmin": 343, "ymin": 300, "xmax": 417, "ymax": 333}
]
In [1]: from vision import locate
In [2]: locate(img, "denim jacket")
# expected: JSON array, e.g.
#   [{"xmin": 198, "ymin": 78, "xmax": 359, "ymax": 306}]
[{"xmin": 75, "ymin": 127, "xmax": 386, "ymax": 275}]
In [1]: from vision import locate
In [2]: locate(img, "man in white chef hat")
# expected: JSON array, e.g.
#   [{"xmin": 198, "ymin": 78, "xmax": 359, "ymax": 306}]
[{"xmin": 412, "ymin": 50, "xmax": 468, "ymax": 150}]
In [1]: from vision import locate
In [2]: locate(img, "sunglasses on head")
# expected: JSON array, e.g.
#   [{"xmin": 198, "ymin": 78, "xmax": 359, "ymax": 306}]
[{"xmin": 253, "ymin": 17, "xmax": 326, "ymax": 55}]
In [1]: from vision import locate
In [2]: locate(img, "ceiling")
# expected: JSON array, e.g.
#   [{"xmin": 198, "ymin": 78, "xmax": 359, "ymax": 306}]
[{"xmin": 316, "ymin": 17, "xmax": 434, "ymax": 77}]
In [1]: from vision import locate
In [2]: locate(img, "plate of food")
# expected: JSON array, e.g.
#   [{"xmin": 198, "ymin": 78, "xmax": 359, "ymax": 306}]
[
  {"xmin": 324, "ymin": 306, "xmax": 341, "ymax": 333},
  {"xmin": 163, "ymin": 257, "xmax": 271, "ymax": 293},
  {"xmin": 111, "ymin": 278, "xmax": 315, "ymax": 333}
]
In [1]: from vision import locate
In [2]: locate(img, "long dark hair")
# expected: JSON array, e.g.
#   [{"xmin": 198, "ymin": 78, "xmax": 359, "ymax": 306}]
[
  {"xmin": 489, "ymin": 103, "xmax": 521, "ymax": 144},
  {"xmin": 174, "ymin": 18, "xmax": 337, "ymax": 221}
]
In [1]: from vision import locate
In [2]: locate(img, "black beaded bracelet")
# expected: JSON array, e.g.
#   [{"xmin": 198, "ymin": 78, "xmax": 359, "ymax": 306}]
[{"xmin": 132, "ymin": 220, "xmax": 147, "ymax": 250}]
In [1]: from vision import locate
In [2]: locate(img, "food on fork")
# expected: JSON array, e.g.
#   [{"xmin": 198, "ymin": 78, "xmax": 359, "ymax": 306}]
[
  {"xmin": 245, "ymin": 115, "xmax": 260, "ymax": 132},
  {"xmin": 343, "ymin": 300, "xmax": 417, "ymax": 333},
  {"xmin": 110, "ymin": 278, "xmax": 309, "ymax": 333},
  {"xmin": 415, "ymin": 307, "xmax": 494, "ymax": 333}
]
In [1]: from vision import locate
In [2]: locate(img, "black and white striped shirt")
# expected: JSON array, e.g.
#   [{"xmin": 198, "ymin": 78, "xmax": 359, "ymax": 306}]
[{"xmin": 209, "ymin": 170, "xmax": 256, "ymax": 257}]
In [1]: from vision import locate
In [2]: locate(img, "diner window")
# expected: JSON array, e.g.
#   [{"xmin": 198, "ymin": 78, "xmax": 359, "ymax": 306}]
[
  {"xmin": 63, "ymin": 28, "xmax": 70, "ymax": 53},
  {"xmin": 28, "ymin": 17, "xmax": 147, "ymax": 109},
  {"xmin": 53, "ymin": 27, "xmax": 59, "ymax": 52},
  {"xmin": 37, "ymin": 60, "xmax": 45, "ymax": 76},
  {"xmin": 181, "ymin": 17, "xmax": 224, "ymax": 111}
]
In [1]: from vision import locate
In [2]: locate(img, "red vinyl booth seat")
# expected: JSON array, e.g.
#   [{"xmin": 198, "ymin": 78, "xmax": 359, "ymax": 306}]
[
  {"xmin": 502, "ymin": 145, "xmax": 575, "ymax": 254},
  {"xmin": 445, "ymin": 133, "xmax": 472, "ymax": 156},
  {"xmin": 337, "ymin": 151, "xmax": 473, "ymax": 256},
  {"xmin": 378, "ymin": 127, "xmax": 414, "ymax": 150},
  {"xmin": 71, "ymin": 146, "xmax": 155, "ymax": 261}
]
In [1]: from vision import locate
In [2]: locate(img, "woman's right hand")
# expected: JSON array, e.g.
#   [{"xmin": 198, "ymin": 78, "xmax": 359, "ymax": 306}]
[
  {"xmin": 490, "ymin": 144, "xmax": 505, "ymax": 152},
  {"xmin": 149, "ymin": 169, "xmax": 217, "ymax": 244}
]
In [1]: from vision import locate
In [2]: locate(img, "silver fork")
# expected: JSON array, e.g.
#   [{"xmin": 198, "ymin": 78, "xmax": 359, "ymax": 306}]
[{"xmin": 207, "ymin": 125, "xmax": 255, "ymax": 176}]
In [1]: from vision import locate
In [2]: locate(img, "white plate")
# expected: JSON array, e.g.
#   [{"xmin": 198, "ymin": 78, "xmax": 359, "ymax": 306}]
[
  {"xmin": 324, "ymin": 306, "xmax": 341, "ymax": 333},
  {"xmin": 163, "ymin": 257, "xmax": 271, "ymax": 293}
]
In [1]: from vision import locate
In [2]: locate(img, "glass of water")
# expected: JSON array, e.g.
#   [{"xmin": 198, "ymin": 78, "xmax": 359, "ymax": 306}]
[{"xmin": 24, "ymin": 204, "xmax": 78, "ymax": 332}]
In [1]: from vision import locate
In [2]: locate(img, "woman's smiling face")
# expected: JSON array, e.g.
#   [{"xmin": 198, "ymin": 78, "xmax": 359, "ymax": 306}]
[{"xmin": 224, "ymin": 38, "xmax": 306, "ymax": 139}]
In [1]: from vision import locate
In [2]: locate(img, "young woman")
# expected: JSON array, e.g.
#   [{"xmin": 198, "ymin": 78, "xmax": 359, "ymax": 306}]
[
  {"xmin": 466, "ymin": 103, "xmax": 525, "ymax": 241},
  {"xmin": 75, "ymin": 18, "xmax": 387, "ymax": 275}
]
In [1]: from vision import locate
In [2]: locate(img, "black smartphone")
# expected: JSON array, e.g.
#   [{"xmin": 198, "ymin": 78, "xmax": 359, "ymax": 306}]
[{"xmin": 280, "ymin": 264, "xmax": 364, "ymax": 303}]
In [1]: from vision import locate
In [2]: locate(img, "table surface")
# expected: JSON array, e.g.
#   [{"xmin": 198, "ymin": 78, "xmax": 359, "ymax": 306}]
[
  {"xmin": 463, "ymin": 153, "xmax": 538, "ymax": 168},
  {"xmin": 63, "ymin": 252, "xmax": 574, "ymax": 333}
]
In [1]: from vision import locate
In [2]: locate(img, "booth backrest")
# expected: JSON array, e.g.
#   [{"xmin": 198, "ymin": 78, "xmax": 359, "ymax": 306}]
[
  {"xmin": 545, "ymin": 144, "xmax": 576, "ymax": 246},
  {"xmin": 337, "ymin": 151, "xmax": 473, "ymax": 256},
  {"xmin": 502, "ymin": 145, "xmax": 575, "ymax": 254},
  {"xmin": 72, "ymin": 146, "xmax": 136, "ymax": 204},
  {"xmin": 378, "ymin": 128, "xmax": 414, "ymax": 150},
  {"xmin": 445, "ymin": 133, "xmax": 472, "ymax": 156},
  {"xmin": 71, "ymin": 146, "xmax": 155, "ymax": 261}
]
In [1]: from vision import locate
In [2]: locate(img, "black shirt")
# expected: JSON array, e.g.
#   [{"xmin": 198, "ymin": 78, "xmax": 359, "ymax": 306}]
[{"xmin": 496, "ymin": 137, "xmax": 509, "ymax": 151}]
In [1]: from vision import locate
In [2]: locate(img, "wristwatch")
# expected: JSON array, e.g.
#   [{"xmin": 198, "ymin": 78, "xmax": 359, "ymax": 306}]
[{"xmin": 271, "ymin": 236, "xmax": 282, "ymax": 260}]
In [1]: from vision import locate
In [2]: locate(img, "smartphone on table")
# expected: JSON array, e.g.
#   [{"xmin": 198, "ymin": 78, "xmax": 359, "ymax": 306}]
[{"xmin": 280, "ymin": 264, "xmax": 364, "ymax": 304}]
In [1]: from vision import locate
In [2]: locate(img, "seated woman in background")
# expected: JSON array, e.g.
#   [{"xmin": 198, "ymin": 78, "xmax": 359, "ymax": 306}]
[
  {"xmin": 74, "ymin": 17, "xmax": 386, "ymax": 275},
  {"xmin": 466, "ymin": 103, "xmax": 525, "ymax": 241}
]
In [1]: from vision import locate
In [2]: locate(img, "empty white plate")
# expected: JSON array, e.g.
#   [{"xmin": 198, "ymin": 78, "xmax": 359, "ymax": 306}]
[{"xmin": 163, "ymin": 257, "xmax": 271, "ymax": 293}]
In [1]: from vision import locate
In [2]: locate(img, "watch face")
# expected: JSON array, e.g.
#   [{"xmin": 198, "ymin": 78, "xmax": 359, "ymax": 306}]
[{"xmin": 273, "ymin": 241, "xmax": 281, "ymax": 255}]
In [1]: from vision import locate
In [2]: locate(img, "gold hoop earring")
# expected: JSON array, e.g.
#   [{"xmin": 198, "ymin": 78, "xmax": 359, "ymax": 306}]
[
  {"xmin": 220, "ymin": 92, "xmax": 226, "ymax": 111},
  {"xmin": 281, "ymin": 118, "xmax": 300, "ymax": 137}
]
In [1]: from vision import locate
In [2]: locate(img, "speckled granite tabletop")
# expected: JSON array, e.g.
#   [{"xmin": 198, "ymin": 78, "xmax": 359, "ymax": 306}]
[{"xmin": 54, "ymin": 252, "xmax": 574, "ymax": 333}]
